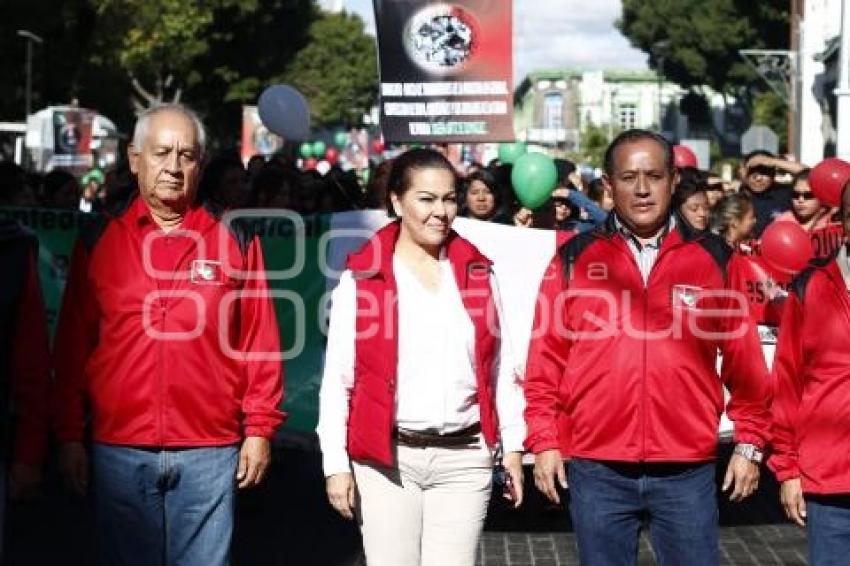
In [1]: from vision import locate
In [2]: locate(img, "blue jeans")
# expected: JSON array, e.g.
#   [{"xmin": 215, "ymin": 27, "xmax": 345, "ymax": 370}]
[
  {"xmin": 91, "ymin": 443, "xmax": 239, "ymax": 566},
  {"xmin": 568, "ymin": 458, "xmax": 718, "ymax": 566},
  {"xmin": 807, "ymin": 495, "xmax": 850, "ymax": 566}
]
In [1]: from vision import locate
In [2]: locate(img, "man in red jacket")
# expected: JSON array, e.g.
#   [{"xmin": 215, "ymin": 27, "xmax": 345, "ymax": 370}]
[
  {"xmin": 53, "ymin": 104, "xmax": 284, "ymax": 566},
  {"xmin": 770, "ymin": 179, "xmax": 850, "ymax": 565},
  {"xmin": 525, "ymin": 129, "xmax": 770, "ymax": 565}
]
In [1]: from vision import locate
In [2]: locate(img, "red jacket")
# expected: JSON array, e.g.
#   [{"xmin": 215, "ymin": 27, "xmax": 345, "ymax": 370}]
[
  {"xmin": 524, "ymin": 216, "xmax": 770, "ymax": 462},
  {"xmin": 345, "ymin": 221, "xmax": 499, "ymax": 467},
  {"xmin": 727, "ymin": 243, "xmax": 790, "ymax": 326},
  {"xmin": 0, "ymin": 221, "xmax": 50, "ymax": 466},
  {"xmin": 769, "ymin": 256, "xmax": 850, "ymax": 494},
  {"xmin": 52, "ymin": 196, "xmax": 284, "ymax": 446}
]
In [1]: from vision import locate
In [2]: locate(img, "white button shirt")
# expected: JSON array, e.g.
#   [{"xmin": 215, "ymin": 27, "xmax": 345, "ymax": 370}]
[{"xmin": 317, "ymin": 255, "xmax": 526, "ymax": 477}]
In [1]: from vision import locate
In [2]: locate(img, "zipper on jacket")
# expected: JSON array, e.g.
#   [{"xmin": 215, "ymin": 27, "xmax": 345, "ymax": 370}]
[
  {"xmin": 158, "ymin": 302, "xmax": 166, "ymax": 445},
  {"xmin": 641, "ymin": 287, "xmax": 648, "ymax": 461}
]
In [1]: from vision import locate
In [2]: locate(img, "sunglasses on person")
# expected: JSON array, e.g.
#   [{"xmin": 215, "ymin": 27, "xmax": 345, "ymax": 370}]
[
  {"xmin": 792, "ymin": 191, "xmax": 817, "ymax": 201},
  {"xmin": 705, "ymin": 183, "xmax": 725, "ymax": 192},
  {"xmin": 551, "ymin": 196, "xmax": 569, "ymax": 206},
  {"xmin": 748, "ymin": 165, "xmax": 776, "ymax": 177}
]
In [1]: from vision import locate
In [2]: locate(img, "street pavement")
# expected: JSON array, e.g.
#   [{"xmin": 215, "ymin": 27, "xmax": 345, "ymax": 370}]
[{"xmin": 6, "ymin": 443, "xmax": 808, "ymax": 565}]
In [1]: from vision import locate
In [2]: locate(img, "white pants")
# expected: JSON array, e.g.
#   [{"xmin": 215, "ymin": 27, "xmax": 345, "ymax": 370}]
[{"xmin": 352, "ymin": 438, "xmax": 493, "ymax": 566}]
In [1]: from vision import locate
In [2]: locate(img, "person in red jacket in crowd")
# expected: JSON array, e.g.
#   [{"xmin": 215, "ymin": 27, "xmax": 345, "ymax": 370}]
[
  {"xmin": 316, "ymin": 148, "xmax": 525, "ymax": 566},
  {"xmin": 52, "ymin": 104, "xmax": 284, "ymax": 566},
  {"xmin": 0, "ymin": 218, "xmax": 51, "ymax": 560},
  {"xmin": 775, "ymin": 168, "xmax": 844, "ymax": 259},
  {"xmin": 715, "ymin": 193, "xmax": 789, "ymax": 328},
  {"xmin": 525, "ymin": 130, "xmax": 771, "ymax": 565},
  {"xmin": 770, "ymin": 181, "xmax": 850, "ymax": 565}
]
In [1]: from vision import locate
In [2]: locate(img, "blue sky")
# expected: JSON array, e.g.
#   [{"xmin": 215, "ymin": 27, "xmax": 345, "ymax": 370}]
[{"xmin": 323, "ymin": 0, "xmax": 648, "ymax": 83}]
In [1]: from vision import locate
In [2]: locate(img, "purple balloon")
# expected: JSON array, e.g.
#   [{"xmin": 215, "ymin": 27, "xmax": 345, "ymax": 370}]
[{"xmin": 257, "ymin": 85, "xmax": 311, "ymax": 141}]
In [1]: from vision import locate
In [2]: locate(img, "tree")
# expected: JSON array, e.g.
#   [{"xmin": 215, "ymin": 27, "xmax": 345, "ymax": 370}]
[
  {"xmin": 0, "ymin": 1, "xmax": 377, "ymax": 147},
  {"xmin": 281, "ymin": 11, "xmax": 378, "ymax": 128},
  {"xmin": 617, "ymin": 0, "xmax": 789, "ymax": 112},
  {"xmin": 572, "ymin": 121, "xmax": 615, "ymax": 168},
  {"xmin": 753, "ymin": 91, "xmax": 788, "ymax": 152}
]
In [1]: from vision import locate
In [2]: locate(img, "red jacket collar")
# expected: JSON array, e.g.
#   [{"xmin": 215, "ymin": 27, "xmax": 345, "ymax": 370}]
[
  {"xmin": 346, "ymin": 219, "xmax": 491, "ymax": 278},
  {"xmin": 117, "ymin": 194, "xmax": 215, "ymax": 236}
]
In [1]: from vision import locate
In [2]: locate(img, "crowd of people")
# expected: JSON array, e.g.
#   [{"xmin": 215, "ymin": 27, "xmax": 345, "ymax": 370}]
[{"xmin": 2, "ymin": 102, "xmax": 850, "ymax": 566}]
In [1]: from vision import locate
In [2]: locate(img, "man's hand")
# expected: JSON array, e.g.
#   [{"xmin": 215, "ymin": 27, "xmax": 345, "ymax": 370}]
[
  {"xmin": 9, "ymin": 463, "xmax": 43, "ymax": 500},
  {"xmin": 533, "ymin": 449, "xmax": 566, "ymax": 504},
  {"xmin": 236, "ymin": 436, "xmax": 271, "ymax": 489},
  {"xmin": 326, "ymin": 472, "xmax": 357, "ymax": 520},
  {"xmin": 780, "ymin": 478, "xmax": 807, "ymax": 527},
  {"xmin": 59, "ymin": 442, "xmax": 88, "ymax": 497},
  {"xmin": 502, "ymin": 451, "xmax": 525, "ymax": 508},
  {"xmin": 723, "ymin": 453, "xmax": 760, "ymax": 502}
]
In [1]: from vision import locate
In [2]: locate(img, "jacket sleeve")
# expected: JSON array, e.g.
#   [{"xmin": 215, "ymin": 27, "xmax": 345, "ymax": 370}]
[
  {"xmin": 11, "ymin": 249, "xmax": 51, "ymax": 465},
  {"xmin": 237, "ymin": 236, "xmax": 285, "ymax": 439},
  {"xmin": 523, "ymin": 254, "xmax": 570, "ymax": 454},
  {"xmin": 567, "ymin": 190, "xmax": 607, "ymax": 224},
  {"xmin": 716, "ymin": 256, "xmax": 772, "ymax": 450},
  {"xmin": 315, "ymin": 271, "xmax": 356, "ymax": 477},
  {"xmin": 767, "ymin": 292, "xmax": 805, "ymax": 481},
  {"xmin": 52, "ymin": 241, "xmax": 100, "ymax": 443}
]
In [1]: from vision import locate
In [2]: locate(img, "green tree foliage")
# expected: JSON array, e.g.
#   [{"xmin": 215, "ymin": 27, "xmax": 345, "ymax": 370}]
[
  {"xmin": 618, "ymin": 0, "xmax": 789, "ymax": 108},
  {"xmin": 574, "ymin": 121, "xmax": 615, "ymax": 168},
  {"xmin": 282, "ymin": 12, "xmax": 378, "ymax": 128},
  {"xmin": 753, "ymin": 91, "xmax": 788, "ymax": 152},
  {"xmin": 0, "ymin": 0, "xmax": 378, "ymax": 146}
]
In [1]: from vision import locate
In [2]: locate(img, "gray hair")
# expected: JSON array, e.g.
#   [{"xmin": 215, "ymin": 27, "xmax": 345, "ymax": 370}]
[
  {"xmin": 710, "ymin": 192, "xmax": 752, "ymax": 236},
  {"xmin": 131, "ymin": 103, "xmax": 207, "ymax": 155}
]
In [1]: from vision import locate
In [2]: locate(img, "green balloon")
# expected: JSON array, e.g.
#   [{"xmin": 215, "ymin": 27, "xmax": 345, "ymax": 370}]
[
  {"xmin": 312, "ymin": 140, "xmax": 327, "ymax": 157},
  {"xmin": 299, "ymin": 142, "xmax": 314, "ymax": 159},
  {"xmin": 511, "ymin": 152, "xmax": 558, "ymax": 210},
  {"xmin": 334, "ymin": 131, "xmax": 349, "ymax": 148},
  {"xmin": 498, "ymin": 142, "xmax": 527, "ymax": 164}
]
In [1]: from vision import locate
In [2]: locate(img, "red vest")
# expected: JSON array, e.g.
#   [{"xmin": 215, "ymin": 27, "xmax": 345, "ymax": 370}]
[{"xmin": 345, "ymin": 221, "xmax": 499, "ymax": 467}]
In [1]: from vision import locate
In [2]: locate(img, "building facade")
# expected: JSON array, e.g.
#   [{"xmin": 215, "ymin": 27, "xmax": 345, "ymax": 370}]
[
  {"xmin": 797, "ymin": 0, "xmax": 843, "ymax": 164},
  {"xmin": 513, "ymin": 68, "xmax": 734, "ymax": 155}
]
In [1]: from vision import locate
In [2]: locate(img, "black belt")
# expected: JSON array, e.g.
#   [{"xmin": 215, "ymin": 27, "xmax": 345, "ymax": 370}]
[{"xmin": 394, "ymin": 423, "xmax": 482, "ymax": 448}]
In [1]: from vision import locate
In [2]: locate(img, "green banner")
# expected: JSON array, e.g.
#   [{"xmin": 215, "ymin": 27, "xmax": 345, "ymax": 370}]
[{"xmin": 0, "ymin": 207, "xmax": 330, "ymax": 433}]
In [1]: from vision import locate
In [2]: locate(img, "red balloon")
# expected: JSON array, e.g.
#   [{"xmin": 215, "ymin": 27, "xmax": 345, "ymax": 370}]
[
  {"xmin": 325, "ymin": 147, "xmax": 339, "ymax": 165},
  {"xmin": 372, "ymin": 139, "xmax": 385, "ymax": 154},
  {"xmin": 761, "ymin": 221, "xmax": 814, "ymax": 276},
  {"xmin": 810, "ymin": 157, "xmax": 850, "ymax": 207},
  {"xmin": 304, "ymin": 157, "xmax": 318, "ymax": 171},
  {"xmin": 673, "ymin": 145, "xmax": 698, "ymax": 168}
]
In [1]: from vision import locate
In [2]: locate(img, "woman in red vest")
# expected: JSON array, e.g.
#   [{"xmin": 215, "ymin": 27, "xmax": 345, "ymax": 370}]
[{"xmin": 317, "ymin": 148, "xmax": 526, "ymax": 566}]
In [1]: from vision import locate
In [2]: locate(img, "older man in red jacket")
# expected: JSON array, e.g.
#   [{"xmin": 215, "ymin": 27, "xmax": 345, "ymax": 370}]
[
  {"xmin": 525, "ymin": 129, "xmax": 771, "ymax": 565},
  {"xmin": 770, "ymin": 179, "xmax": 850, "ymax": 566},
  {"xmin": 53, "ymin": 104, "xmax": 284, "ymax": 566}
]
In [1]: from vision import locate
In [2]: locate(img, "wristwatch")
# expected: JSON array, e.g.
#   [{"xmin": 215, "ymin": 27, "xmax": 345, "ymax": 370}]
[{"xmin": 734, "ymin": 443, "xmax": 764, "ymax": 464}]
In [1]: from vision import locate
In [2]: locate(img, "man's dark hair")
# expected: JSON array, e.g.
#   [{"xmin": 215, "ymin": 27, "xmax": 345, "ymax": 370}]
[
  {"xmin": 743, "ymin": 150, "xmax": 775, "ymax": 165},
  {"xmin": 603, "ymin": 129, "xmax": 674, "ymax": 176}
]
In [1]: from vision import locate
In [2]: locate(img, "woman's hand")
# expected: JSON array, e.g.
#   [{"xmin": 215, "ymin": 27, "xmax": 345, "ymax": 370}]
[
  {"xmin": 502, "ymin": 451, "xmax": 525, "ymax": 507},
  {"xmin": 326, "ymin": 472, "xmax": 357, "ymax": 520},
  {"xmin": 513, "ymin": 208, "xmax": 534, "ymax": 228}
]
